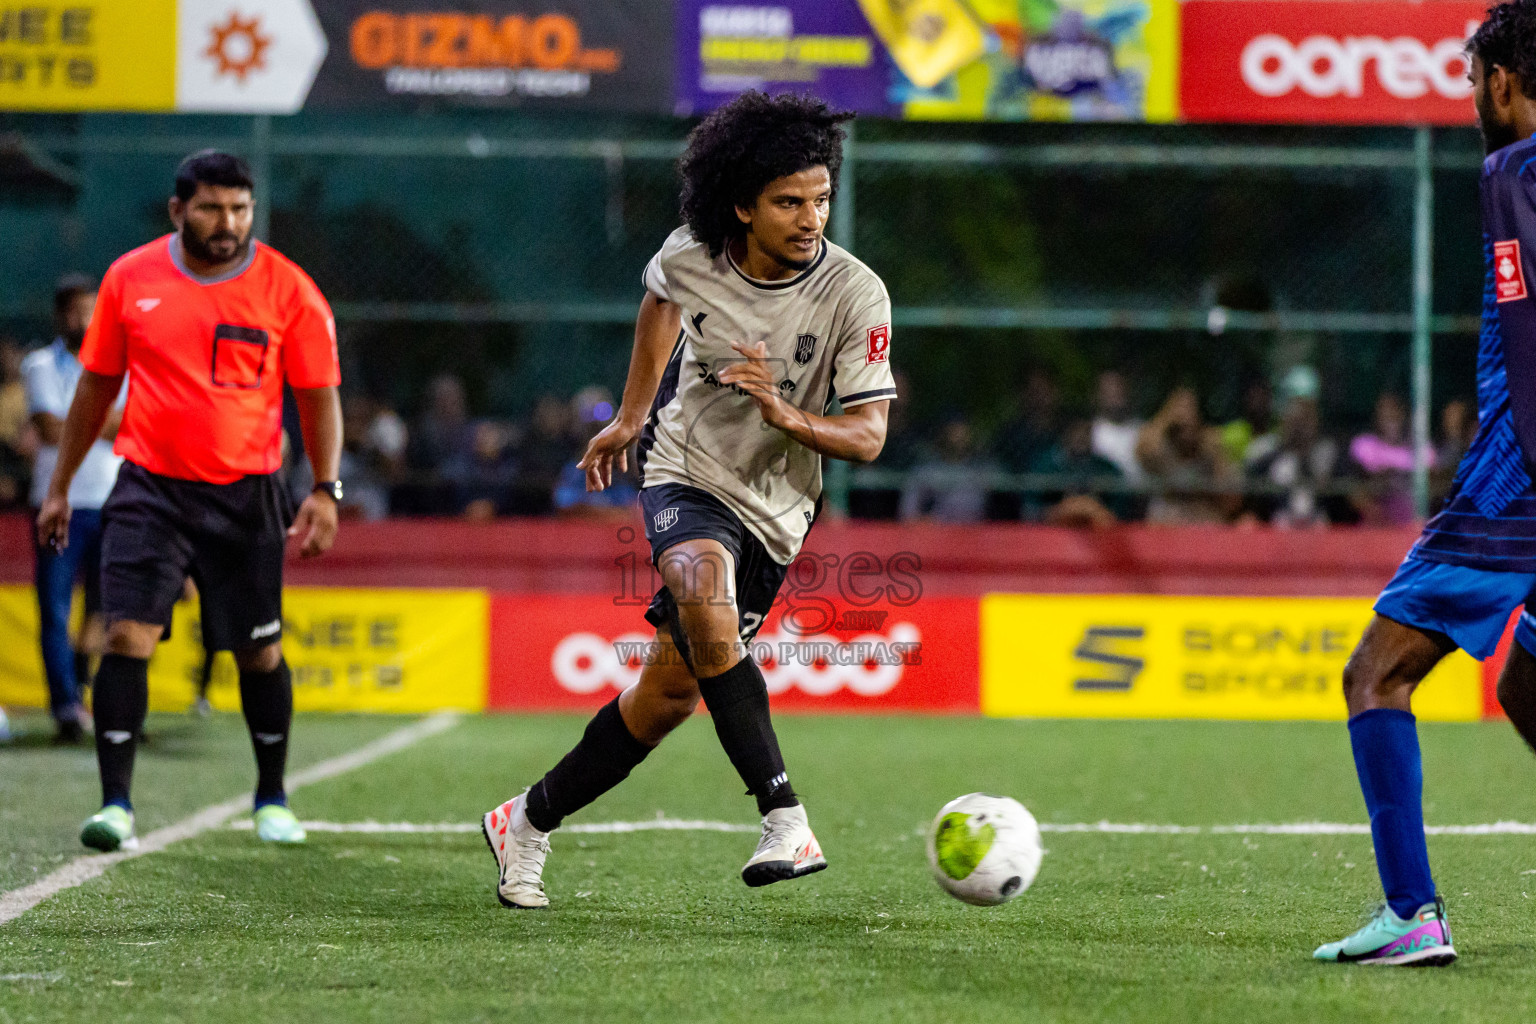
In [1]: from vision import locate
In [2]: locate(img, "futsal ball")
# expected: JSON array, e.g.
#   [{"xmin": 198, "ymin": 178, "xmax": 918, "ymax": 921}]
[{"xmin": 926, "ymin": 793, "xmax": 1043, "ymax": 906}]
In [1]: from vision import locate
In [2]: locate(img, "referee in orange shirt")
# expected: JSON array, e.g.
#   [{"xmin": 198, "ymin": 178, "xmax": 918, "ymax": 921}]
[{"xmin": 38, "ymin": 151, "xmax": 343, "ymax": 851}]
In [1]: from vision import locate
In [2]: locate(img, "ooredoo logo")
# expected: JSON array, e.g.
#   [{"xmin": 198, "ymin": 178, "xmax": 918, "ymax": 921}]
[
  {"xmin": 550, "ymin": 623, "xmax": 922, "ymax": 698},
  {"xmin": 1181, "ymin": 2, "xmax": 1487, "ymax": 126},
  {"xmin": 1239, "ymin": 29, "xmax": 1473, "ymax": 101}
]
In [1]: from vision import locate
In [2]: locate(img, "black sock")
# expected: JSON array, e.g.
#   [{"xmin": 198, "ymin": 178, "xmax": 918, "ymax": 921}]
[
  {"xmin": 697, "ymin": 656, "xmax": 798, "ymax": 816},
  {"xmin": 73, "ymin": 649, "xmax": 92, "ymax": 699},
  {"xmin": 239, "ymin": 659, "xmax": 293, "ymax": 809},
  {"xmin": 93, "ymin": 654, "xmax": 149, "ymax": 811},
  {"xmin": 525, "ymin": 697, "xmax": 651, "ymax": 833}
]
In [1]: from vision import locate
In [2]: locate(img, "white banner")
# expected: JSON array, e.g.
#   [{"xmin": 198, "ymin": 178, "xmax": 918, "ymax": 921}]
[{"xmin": 176, "ymin": 0, "xmax": 327, "ymax": 113}]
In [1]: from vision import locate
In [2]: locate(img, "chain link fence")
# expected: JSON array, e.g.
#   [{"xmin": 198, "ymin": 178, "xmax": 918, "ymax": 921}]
[{"xmin": 0, "ymin": 111, "xmax": 1490, "ymax": 524}]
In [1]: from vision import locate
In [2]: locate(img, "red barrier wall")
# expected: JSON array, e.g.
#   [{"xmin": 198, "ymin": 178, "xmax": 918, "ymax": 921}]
[{"xmin": 0, "ymin": 513, "xmax": 1426, "ymax": 596}]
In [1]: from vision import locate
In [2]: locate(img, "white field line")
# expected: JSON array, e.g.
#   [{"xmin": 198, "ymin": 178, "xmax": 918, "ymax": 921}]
[
  {"xmin": 0, "ymin": 712, "xmax": 460, "ymax": 927},
  {"xmin": 1041, "ymin": 821, "xmax": 1536, "ymax": 836},
  {"xmin": 234, "ymin": 818, "xmax": 1536, "ymax": 837}
]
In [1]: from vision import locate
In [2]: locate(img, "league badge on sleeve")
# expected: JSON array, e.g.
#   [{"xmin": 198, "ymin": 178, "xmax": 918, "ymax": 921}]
[
  {"xmin": 1496, "ymin": 240, "xmax": 1528, "ymax": 303},
  {"xmin": 866, "ymin": 323, "xmax": 891, "ymax": 365}
]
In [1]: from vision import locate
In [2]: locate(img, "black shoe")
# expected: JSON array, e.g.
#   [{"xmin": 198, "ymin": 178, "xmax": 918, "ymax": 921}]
[{"xmin": 53, "ymin": 719, "xmax": 84, "ymax": 745}]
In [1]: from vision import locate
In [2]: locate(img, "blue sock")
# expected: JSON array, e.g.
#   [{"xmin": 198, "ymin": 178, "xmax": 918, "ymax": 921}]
[{"xmin": 1348, "ymin": 708, "xmax": 1436, "ymax": 919}]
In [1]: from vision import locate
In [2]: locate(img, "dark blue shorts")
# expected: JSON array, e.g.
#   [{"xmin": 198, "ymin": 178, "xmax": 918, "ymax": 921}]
[
  {"xmin": 1374, "ymin": 554, "xmax": 1536, "ymax": 660},
  {"xmin": 638, "ymin": 483, "xmax": 790, "ymax": 675}
]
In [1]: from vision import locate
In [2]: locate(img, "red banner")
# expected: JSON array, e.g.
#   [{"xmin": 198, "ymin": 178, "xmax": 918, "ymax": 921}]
[
  {"xmin": 1180, "ymin": 1, "xmax": 1484, "ymax": 125},
  {"xmin": 488, "ymin": 593, "xmax": 979, "ymax": 713}
]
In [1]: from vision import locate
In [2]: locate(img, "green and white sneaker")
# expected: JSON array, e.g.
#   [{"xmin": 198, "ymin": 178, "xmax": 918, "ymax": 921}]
[
  {"xmin": 80, "ymin": 806, "xmax": 138, "ymax": 852},
  {"xmin": 1314, "ymin": 896, "xmax": 1456, "ymax": 966},
  {"xmin": 254, "ymin": 804, "xmax": 306, "ymax": 844}
]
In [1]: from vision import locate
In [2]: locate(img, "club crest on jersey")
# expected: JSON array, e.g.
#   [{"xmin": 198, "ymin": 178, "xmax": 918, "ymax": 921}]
[
  {"xmin": 654, "ymin": 507, "xmax": 679, "ymax": 532},
  {"xmin": 1496, "ymin": 240, "xmax": 1528, "ymax": 303},
  {"xmin": 866, "ymin": 323, "xmax": 890, "ymax": 364},
  {"xmin": 794, "ymin": 333, "xmax": 817, "ymax": 365}
]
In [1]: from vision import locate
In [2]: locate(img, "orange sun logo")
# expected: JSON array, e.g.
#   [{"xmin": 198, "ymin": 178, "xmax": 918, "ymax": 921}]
[{"xmin": 205, "ymin": 11, "xmax": 272, "ymax": 83}]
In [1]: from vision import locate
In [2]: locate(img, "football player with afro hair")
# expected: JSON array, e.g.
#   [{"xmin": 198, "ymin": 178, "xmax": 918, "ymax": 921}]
[{"xmin": 482, "ymin": 91, "xmax": 898, "ymax": 909}]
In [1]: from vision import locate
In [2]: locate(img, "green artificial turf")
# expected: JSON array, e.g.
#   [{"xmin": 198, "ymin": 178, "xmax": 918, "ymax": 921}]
[{"xmin": 5, "ymin": 713, "xmax": 1536, "ymax": 1023}]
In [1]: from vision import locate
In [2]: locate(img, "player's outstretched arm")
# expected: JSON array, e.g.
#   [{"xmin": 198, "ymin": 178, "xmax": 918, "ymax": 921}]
[
  {"xmin": 717, "ymin": 340, "xmax": 888, "ymax": 463},
  {"xmin": 289, "ymin": 385, "xmax": 342, "ymax": 558},
  {"xmin": 36, "ymin": 369, "xmax": 123, "ymax": 551},
  {"xmin": 579, "ymin": 293, "xmax": 681, "ymax": 492}
]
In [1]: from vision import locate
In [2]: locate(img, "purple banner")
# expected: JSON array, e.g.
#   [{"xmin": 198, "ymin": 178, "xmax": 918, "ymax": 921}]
[{"xmin": 674, "ymin": 2, "xmax": 897, "ymax": 116}]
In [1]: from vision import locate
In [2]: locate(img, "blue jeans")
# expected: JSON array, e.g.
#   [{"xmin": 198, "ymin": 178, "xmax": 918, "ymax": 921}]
[{"xmin": 33, "ymin": 508, "xmax": 103, "ymax": 721}]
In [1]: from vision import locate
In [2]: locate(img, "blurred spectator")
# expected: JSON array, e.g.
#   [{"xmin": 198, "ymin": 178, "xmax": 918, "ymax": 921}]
[
  {"xmin": 339, "ymin": 394, "xmax": 408, "ymax": 521},
  {"xmin": 848, "ymin": 370, "xmax": 916, "ymax": 520},
  {"xmin": 360, "ymin": 395, "xmax": 409, "ymax": 474},
  {"xmin": 398, "ymin": 374, "xmax": 473, "ymax": 515},
  {"xmin": 875, "ymin": 369, "xmax": 919, "ymax": 471},
  {"xmin": 993, "ymin": 367, "xmax": 1062, "ymax": 472},
  {"xmin": 1025, "ymin": 416, "xmax": 1129, "ymax": 528},
  {"xmin": 1136, "ymin": 387, "xmax": 1239, "ymax": 525},
  {"xmin": 409, "ymin": 374, "xmax": 471, "ymax": 470},
  {"xmin": 1433, "ymin": 398, "xmax": 1477, "ymax": 501},
  {"xmin": 1350, "ymin": 392, "xmax": 1435, "ymax": 526},
  {"xmin": 1244, "ymin": 392, "xmax": 1338, "ymax": 528},
  {"xmin": 0, "ymin": 337, "xmax": 38, "ymax": 508},
  {"xmin": 1220, "ymin": 378, "xmax": 1274, "ymax": 465},
  {"xmin": 444, "ymin": 420, "xmax": 519, "ymax": 521},
  {"xmin": 553, "ymin": 386, "xmax": 637, "ymax": 522},
  {"xmin": 21, "ymin": 276, "xmax": 120, "ymax": 741},
  {"xmin": 900, "ymin": 415, "xmax": 998, "ymax": 524},
  {"xmin": 508, "ymin": 393, "xmax": 575, "ymax": 515},
  {"xmin": 1090, "ymin": 370, "xmax": 1144, "ymax": 482}
]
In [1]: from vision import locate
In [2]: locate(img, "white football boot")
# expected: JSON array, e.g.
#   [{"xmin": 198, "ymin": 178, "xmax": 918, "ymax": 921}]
[
  {"xmin": 741, "ymin": 804, "xmax": 827, "ymax": 887},
  {"xmin": 481, "ymin": 792, "xmax": 551, "ymax": 909}
]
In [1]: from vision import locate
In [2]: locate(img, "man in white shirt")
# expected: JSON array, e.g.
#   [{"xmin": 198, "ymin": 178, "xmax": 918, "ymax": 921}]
[
  {"xmin": 1090, "ymin": 369, "xmax": 1145, "ymax": 482},
  {"xmin": 22, "ymin": 275, "xmax": 123, "ymax": 742}
]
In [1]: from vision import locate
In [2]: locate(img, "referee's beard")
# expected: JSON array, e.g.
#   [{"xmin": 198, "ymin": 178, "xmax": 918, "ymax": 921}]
[{"xmin": 181, "ymin": 222, "xmax": 251, "ymax": 267}]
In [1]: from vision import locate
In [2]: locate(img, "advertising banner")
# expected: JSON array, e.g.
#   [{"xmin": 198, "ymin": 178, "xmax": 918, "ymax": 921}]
[
  {"xmin": 1179, "ymin": 0, "xmax": 1485, "ymax": 126},
  {"xmin": 309, "ymin": 1, "xmax": 673, "ymax": 111},
  {"xmin": 0, "ymin": 584, "xmax": 487, "ymax": 714},
  {"xmin": 981, "ymin": 594, "xmax": 1484, "ymax": 722},
  {"xmin": 159, "ymin": 586, "xmax": 488, "ymax": 713},
  {"xmin": 0, "ymin": 1, "xmax": 176, "ymax": 111},
  {"xmin": 176, "ymin": 0, "xmax": 328, "ymax": 113},
  {"xmin": 489, "ymin": 592, "xmax": 979, "ymax": 712},
  {"xmin": 0, "ymin": 585, "xmax": 50, "ymax": 707},
  {"xmin": 676, "ymin": 0, "xmax": 1178, "ymax": 122}
]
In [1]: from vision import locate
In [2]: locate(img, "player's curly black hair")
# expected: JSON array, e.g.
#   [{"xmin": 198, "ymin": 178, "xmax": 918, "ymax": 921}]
[
  {"xmin": 1469, "ymin": 0, "xmax": 1536, "ymax": 95},
  {"xmin": 679, "ymin": 91, "xmax": 855, "ymax": 258}
]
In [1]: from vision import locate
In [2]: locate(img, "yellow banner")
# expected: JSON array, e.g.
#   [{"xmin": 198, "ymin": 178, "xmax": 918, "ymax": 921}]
[
  {"xmin": 981, "ymin": 594, "xmax": 1483, "ymax": 722},
  {"xmin": 0, "ymin": 1, "xmax": 176, "ymax": 111},
  {"xmin": 0, "ymin": 584, "xmax": 486, "ymax": 713},
  {"xmin": 0, "ymin": 585, "xmax": 50, "ymax": 708}
]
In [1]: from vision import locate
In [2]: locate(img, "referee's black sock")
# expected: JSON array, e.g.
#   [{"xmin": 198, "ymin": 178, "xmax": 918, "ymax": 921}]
[
  {"xmin": 93, "ymin": 654, "xmax": 149, "ymax": 811},
  {"xmin": 525, "ymin": 697, "xmax": 651, "ymax": 833},
  {"xmin": 697, "ymin": 655, "xmax": 799, "ymax": 816},
  {"xmin": 239, "ymin": 659, "xmax": 293, "ymax": 809}
]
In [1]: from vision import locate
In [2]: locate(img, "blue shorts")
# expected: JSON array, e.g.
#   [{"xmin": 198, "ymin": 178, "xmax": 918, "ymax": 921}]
[{"xmin": 1374, "ymin": 555, "xmax": 1536, "ymax": 660}]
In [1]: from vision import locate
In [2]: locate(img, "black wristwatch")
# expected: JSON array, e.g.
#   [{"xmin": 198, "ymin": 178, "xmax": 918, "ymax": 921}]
[{"xmin": 313, "ymin": 480, "xmax": 344, "ymax": 503}]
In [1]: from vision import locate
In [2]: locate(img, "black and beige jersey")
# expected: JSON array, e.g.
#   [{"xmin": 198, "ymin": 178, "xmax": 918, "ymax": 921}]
[{"xmin": 637, "ymin": 225, "xmax": 897, "ymax": 564}]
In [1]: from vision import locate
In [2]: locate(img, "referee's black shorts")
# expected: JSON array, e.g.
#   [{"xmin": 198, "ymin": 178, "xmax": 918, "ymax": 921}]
[{"xmin": 100, "ymin": 461, "xmax": 293, "ymax": 650}]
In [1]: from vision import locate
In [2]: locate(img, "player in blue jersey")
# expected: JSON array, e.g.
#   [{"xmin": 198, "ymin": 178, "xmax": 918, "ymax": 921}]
[{"xmin": 1314, "ymin": 2, "xmax": 1536, "ymax": 967}]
